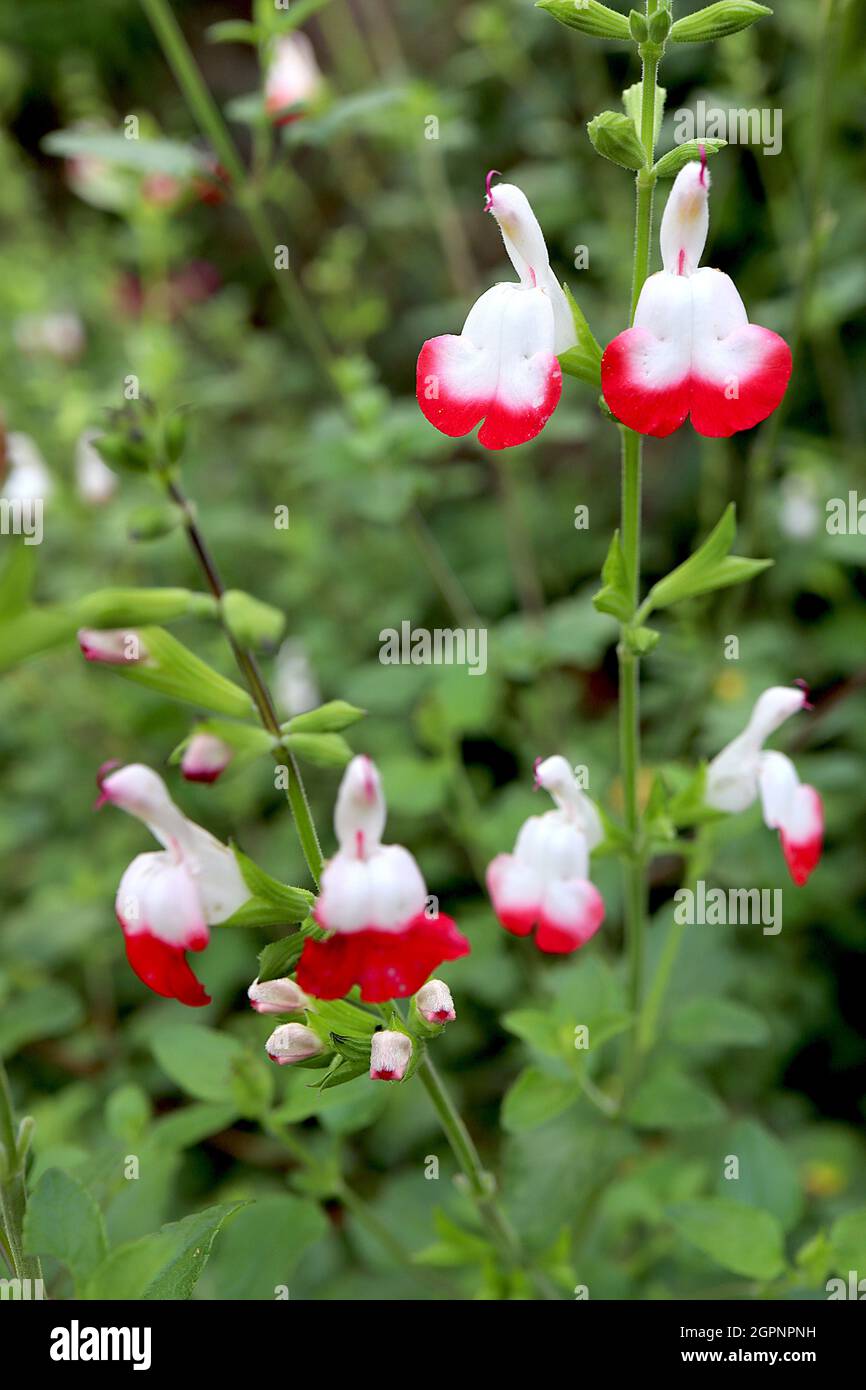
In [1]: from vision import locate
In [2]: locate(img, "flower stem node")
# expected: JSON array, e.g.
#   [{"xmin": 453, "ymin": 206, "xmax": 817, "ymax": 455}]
[
  {"xmin": 370, "ymin": 1029, "xmax": 412, "ymax": 1082},
  {"xmin": 265, "ymin": 1022, "xmax": 327, "ymax": 1065}
]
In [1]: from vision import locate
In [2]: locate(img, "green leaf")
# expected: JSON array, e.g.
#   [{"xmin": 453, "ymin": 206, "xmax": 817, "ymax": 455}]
[
  {"xmin": 716, "ymin": 1120, "xmax": 804, "ymax": 1232},
  {"xmin": 670, "ymin": 997, "xmax": 770, "ymax": 1048},
  {"xmin": 645, "ymin": 504, "xmax": 772, "ymax": 612},
  {"xmin": 670, "ymin": 2, "xmax": 773, "ymax": 44},
  {"xmin": 206, "ymin": 19, "xmax": 260, "ymax": 43},
  {"xmin": 829, "ymin": 1208, "xmax": 866, "ymax": 1274},
  {"xmin": 502, "ymin": 1009, "xmax": 567, "ymax": 1058},
  {"xmin": 558, "ymin": 283, "xmax": 603, "ymax": 387},
  {"xmin": 284, "ymin": 700, "xmax": 367, "ymax": 733},
  {"xmin": 0, "ymin": 985, "xmax": 84, "ymax": 1059},
  {"xmin": 0, "ymin": 541, "xmax": 35, "ymax": 616},
  {"xmin": 587, "ymin": 110, "xmax": 648, "ymax": 170},
  {"xmin": 305, "ymin": 998, "xmax": 378, "ymax": 1040},
  {"xmin": 151, "ymin": 1025, "xmax": 247, "ymax": 1104},
  {"xmin": 627, "ymin": 1064, "xmax": 726, "ymax": 1129},
  {"xmin": 230, "ymin": 846, "xmax": 314, "ymax": 918},
  {"xmin": 104, "ymin": 626, "xmax": 255, "ymax": 718},
  {"xmin": 592, "ymin": 530, "xmax": 633, "ymax": 621},
  {"xmin": 42, "ymin": 129, "xmax": 211, "ymax": 177},
  {"xmin": 203, "ymin": 1195, "xmax": 327, "ymax": 1298},
  {"xmin": 415, "ymin": 1210, "xmax": 494, "ymax": 1268},
  {"xmin": 653, "ymin": 138, "xmax": 727, "ymax": 178},
  {"xmin": 105, "ymin": 1084, "xmax": 152, "ymax": 1144},
  {"xmin": 502, "ymin": 1067, "xmax": 581, "ymax": 1133},
  {"xmin": 283, "ymin": 732, "xmax": 354, "ymax": 769},
  {"xmin": 668, "ymin": 1198, "xmax": 785, "ymax": 1280},
  {"xmin": 151, "ymin": 1102, "xmax": 239, "ymax": 1152},
  {"xmin": 83, "ymin": 1203, "xmax": 245, "ymax": 1300},
  {"xmin": 535, "ymin": 0, "xmax": 632, "ymax": 41},
  {"xmin": 0, "ymin": 605, "xmax": 80, "ymax": 673},
  {"xmin": 256, "ymin": 935, "xmax": 306, "ymax": 982},
  {"xmin": 23, "ymin": 1170, "xmax": 108, "ymax": 1292}
]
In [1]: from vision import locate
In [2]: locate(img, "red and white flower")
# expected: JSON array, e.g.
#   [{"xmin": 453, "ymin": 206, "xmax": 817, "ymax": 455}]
[
  {"xmin": 265, "ymin": 1022, "xmax": 325, "ymax": 1065},
  {"xmin": 706, "ymin": 684, "xmax": 823, "ymax": 886},
  {"xmin": 487, "ymin": 755, "xmax": 605, "ymax": 953},
  {"xmin": 370, "ymin": 1029, "xmax": 412, "ymax": 1082},
  {"xmin": 417, "ymin": 174, "xmax": 575, "ymax": 451},
  {"xmin": 98, "ymin": 763, "xmax": 249, "ymax": 1006},
  {"xmin": 248, "ymin": 976, "xmax": 310, "ymax": 1014},
  {"xmin": 296, "ymin": 756, "xmax": 470, "ymax": 1002},
  {"xmin": 415, "ymin": 979, "xmax": 456, "ymax": 1025},
  {"xmin": 180, "ymin": 732, "xmax": 233, "ymax": 784},
  {"xmin": 602, "ymin": 156, "xmax": 792, "ymax": 438},
  {"xmin": 264, "ymin": 34, "xmax": 321, "ymax": 126}
]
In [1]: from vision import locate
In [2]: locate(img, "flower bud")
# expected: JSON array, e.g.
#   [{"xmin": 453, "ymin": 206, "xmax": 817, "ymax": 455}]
[
  {"xmin": 629, "ymin": 9, "xmax": 649, "ymax": 42},
  {"xmin": 536, "ymin": 0, "xmax": 632, "ymax": 41},
  {"xmin": 265, "ymin": 1022, "xmax": 325, "ymax": 1065},
  {"xmin": 77, "ymin": 628, "xmax": 148, "ymax": 665},
  {"xmin": 181, "ymin": 732, "xmax": 233, "ymax": 784},
  {"xmin": 587, "ymin": 111, "xmax": 648, "ymax": 171},
  {"xmin": 415, "ymin": 979, "xmax": 456, "ymax": 1025},
  {"xmin": 670, "ymin": 1, "xmax": 772, "ymax": 44},
  {"xmin": 222, "ymin": 589, "xmax": 285, "ymax": 649},
  {"xmin": 248, "ymin": 976, "xmax": 310, "ymax": 1014},
  {"xmin": 370, "ymin": 1030, "xmax": 412, "ymax": 1081}
]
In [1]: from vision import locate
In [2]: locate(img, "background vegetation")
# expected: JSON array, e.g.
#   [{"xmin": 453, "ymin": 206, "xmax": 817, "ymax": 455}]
[{"xmin": 0, "ymin": 0, "xmax": 864, "ymax": 1299}]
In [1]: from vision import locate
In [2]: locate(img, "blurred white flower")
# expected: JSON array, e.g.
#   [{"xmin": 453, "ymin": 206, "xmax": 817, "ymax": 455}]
[
  {"xmin": 274, "ymin": 638, "xmax": 320, "ymax": 717},
  {"xmin": 75, "ymin": 429, "xmax": 117, "ymax": 506},
  {"xmin": 14, "ymin": 311, "xmax": 85, "ymax": 362},
  {"xmin": 3, "ymin": 432, "xmax": 53, "ymax": 503}
]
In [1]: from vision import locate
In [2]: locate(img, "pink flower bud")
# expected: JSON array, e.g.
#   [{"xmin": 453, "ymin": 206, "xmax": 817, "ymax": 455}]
[
  {"xmin": 77, "ymin": 629, "xmax": 148, "ymax": 665},
  {"xmin": 370, "ymin": 1030, "xmax": 412, "ymax": 1081},
  {"xmin": 248, "ymin": 976, "xmax": 310, "ymax": 1014},
  {"xmin": 415, "ymin": 979, "xmax": 456, "ymax": 1024},
  {"xmin": 181, "ymin": 733, "xmax": 233, "ymax": 784},
  {"xmin": 265, "ymin": 1022, "xmax": 325, "ymax": 1065}
]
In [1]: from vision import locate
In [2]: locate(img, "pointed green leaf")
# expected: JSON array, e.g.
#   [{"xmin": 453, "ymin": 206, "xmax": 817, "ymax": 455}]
[
  {"xmin": 535, "ymin": 0, "xmax": 632, "ymax": 41},
  {"xmin": 670, "ymin": 2, "xmax": 773, "ymax": 45},
  {"xmin": 23, "ymin": 1169, "xmax": 108, "ymax": 1293},
  {"xmin": 669, "ymin": 1198, "xmax": 785, "ymax": 1280}
]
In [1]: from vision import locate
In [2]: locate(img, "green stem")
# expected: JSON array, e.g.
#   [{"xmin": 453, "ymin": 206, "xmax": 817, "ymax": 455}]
[
  {"xmin": 635, "ymin": 829, "xmax": 714, "ymax": 1055},
  {"xmin": 416, "ymin": 1055, "xmax": 560, "ymax": 1300},
  {"xmin": 139, "ymin": 0, "xmax": 336, "ymax": 389},
  {"xmin": 165, "ymin": 477, "xmax": 324, "ymax": 885},
  {"xmin": 619, "ymin": 21, "xmax": 660, "ymax": 1042}
]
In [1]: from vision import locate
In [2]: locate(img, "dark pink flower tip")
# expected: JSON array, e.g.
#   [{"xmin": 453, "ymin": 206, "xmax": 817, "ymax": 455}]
[
  {"xmin": 94, "ymin": 759, "xmax": 122, "ymax": 810},
  {"xmin": 794, "ymin": 678, "xmax": 814, "ymax": 710}
]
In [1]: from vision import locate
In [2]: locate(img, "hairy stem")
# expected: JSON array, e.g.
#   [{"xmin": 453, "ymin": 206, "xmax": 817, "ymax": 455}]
[
  {"xmin": 619, "ymin": 18, "xmax": 660, "ymax": 1045},
  {"xmin": 0, "ymin": 1061, "xmax": 40, "ymax": 1283},
  {"xmin": 165, "ymin": 477, "xmax": 324, "ymax": 885}
]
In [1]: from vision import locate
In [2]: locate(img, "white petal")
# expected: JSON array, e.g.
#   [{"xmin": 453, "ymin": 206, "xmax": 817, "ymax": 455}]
[
  {"xmin": 487, "ymin": 182, "xmax": 551, "ymax": 286},
  {"xmin": 660, "ymin": 161, "xmax": 710, "ymax": 276},
  {"xmin": 758, "ymin": 750, "xmax": 800, "ymax": 830},
  {"xmin": 334, "ymin": 755, "xmax": 386, "ymax": 854},
  {"xmin": 116, "ymin": 852, "xmax": 207, "ymax": 949}
]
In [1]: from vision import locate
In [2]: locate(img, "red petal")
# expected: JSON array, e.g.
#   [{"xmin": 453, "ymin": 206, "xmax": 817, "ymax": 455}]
[
  {"xmin": 689, "ymin": 329, "xmax": 792, "ymax": 438},
  {"xmin": 601, "ymin": 328, "xmax": 690, "ymax": 438},
  {"xmin": 123, "ymin": 930, "xmax": 210, "ymax": 1007},
  {"xmin": 779, "ymin": 787, "xmax": 824, "ymax": 887},
  {"xmin": 297, "ymin": 913, "xmax": 470, "ymax": 1002}
]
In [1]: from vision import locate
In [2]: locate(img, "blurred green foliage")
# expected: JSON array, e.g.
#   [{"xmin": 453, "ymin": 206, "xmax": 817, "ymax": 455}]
[{"xmin": 0, "ymin": 0, "xmax": 864, "ymax": 1300}]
